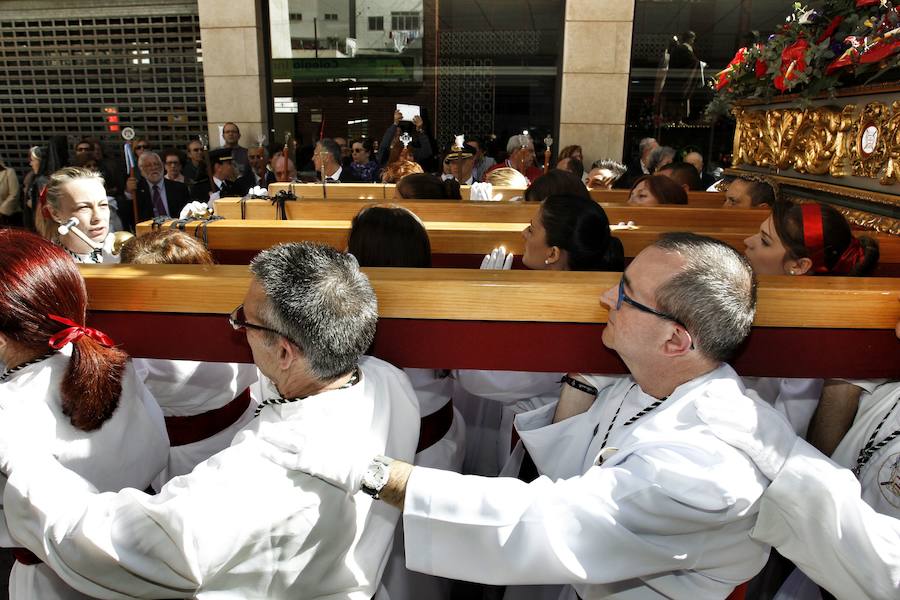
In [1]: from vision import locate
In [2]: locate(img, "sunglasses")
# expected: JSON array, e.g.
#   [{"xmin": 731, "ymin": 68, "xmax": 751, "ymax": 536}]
[
  {"xmin": 616, "ymin": 278, "xmax": 693, "ymax": 348},
  {"xmin": 135, "ymin": 144, "xmax": 148, "ymax": 150},
  {"xmin": 165, "ymin": 161, "xmax": 180, "ymax": 166}
]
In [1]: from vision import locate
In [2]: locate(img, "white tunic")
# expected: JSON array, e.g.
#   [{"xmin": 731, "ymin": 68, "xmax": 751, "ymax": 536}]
[
  {"xmin": 751, "ymin": 437, "xmax": 900, "ymax": 600},
  {"xmin": 378, "ymin": 369, "xmax": 466, "ymax": 600},
  {"xmin": 403, "ymin": 364, "xmax": 771, "ymax": 600},
  {"xmin": 132, "ymin": 359, "xmax": 259, "ymax": 486},
  {"xmin": 773, "ymin": 379, "xmax": 900, "ymax": 600},
  {"xmin": 0, "ymin": 349, "xmax": 169, "ymax": 600},
  {"xmin": 3, "ymin": 355, "xmax": 420, "ymax": 599},
  {"xmin": 741, "ymin": 377, "xmax": 823, "ymax": 437},
  {"xmin": 453, "ymin": 370, "xmax": 562, "ymax": 475}
]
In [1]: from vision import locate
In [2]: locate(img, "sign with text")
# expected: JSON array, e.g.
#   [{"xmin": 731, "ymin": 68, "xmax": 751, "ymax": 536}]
[{"xmin": 272, "ymin": 57, "xmax": 416, "ymax": 82}]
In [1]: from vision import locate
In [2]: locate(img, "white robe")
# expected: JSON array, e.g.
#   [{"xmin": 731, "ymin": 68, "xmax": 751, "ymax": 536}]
[
  {"xmin": 378, "ymin": 369, "xmax": 466, "ymax": 600},
  {"xmin": 0, "ymin": 349, "xmax": 169, "ymax": 600},
  {"xmin": 752, "ymin": 437, "xmax": 900, "ymax": 600},
  {"xmin": 132, "ymin": 359, "xmax": 259, "ymax": 486},
  {"xmin": 453, "ymin": 370, "xmax": 562, "ymax": 476},
  {"xmin": 773, "ymin": 379, "xmax": 900, "ymax": 600},
  {"xmin": 741, "ymin": 377, "xmax": 823, "ymax": 437},
  {"xmin": 3, "ymin": 355, "xmax": 420, "ymax": 599},
  {"xmin": 403, "ymin": 364, "xmax": 771, "ymax": 600}
]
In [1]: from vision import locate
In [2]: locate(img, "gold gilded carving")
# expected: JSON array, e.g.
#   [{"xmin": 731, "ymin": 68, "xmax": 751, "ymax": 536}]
[
  {"xmin": 732, "ymin": 105, "xmax": 855, "ymax": 178},
  {"xmin": 880, "ymin": 100, "xmax": 900, "ymax": 186}
]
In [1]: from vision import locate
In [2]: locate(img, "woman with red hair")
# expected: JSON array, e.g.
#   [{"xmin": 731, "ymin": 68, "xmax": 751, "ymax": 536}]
[{"xmin": 0, "ymin": 229, "xmax": 168, "ymax": 600}]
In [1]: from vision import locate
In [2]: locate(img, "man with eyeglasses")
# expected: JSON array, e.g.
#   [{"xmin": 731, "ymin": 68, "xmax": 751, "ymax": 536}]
[
  {"xmin": 263, "ymin": 233, "xmax": 782, "ymax": 599},
  {"xmin": 183, "ymin": 139, "xmax": 207, "ymax": 185},
  {"xmin": 313, "ymin": 138, "xmax": 362, "ymax": 183},
  {"xmin": 0, "ymin": 242, "xmax": 420, "ymax": 599}
]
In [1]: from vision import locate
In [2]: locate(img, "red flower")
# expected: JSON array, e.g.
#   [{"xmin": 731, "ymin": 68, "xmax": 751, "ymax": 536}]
[
  {"xmin": 826, "ymin": 47, "xmax": 858, "ymax": 74},
  {"xmin": 856, "ymin": 0, "xmax": 880, "ymax": 6},
  {"xmin": 715, "ymin": 47, "xmax": 748, "ymax": 90},
  {"xmin": 816, "ymin": 16, "xmax": 844, "ymax": 44},
  {"xmin": 859, "ymin": 39, "xmax": 900, "ymax": 64},
  {"xmin": 755, "ymin": 59, "xmax": 767, "ymax": 78},
  {"xmin": 774, "ymin": 39, "xmax": 809, "ymax": 91}
]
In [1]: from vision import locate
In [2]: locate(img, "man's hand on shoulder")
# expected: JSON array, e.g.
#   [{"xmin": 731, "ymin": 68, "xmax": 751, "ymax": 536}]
[{"xmin": 253, "ymin": 421, "xmax": 370, "ymax": 494}]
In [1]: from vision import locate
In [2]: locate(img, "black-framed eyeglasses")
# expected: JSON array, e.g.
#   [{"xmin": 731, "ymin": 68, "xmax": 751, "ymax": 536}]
[
  {"xmin": 228, "ymin": 304, "xmax": 284, "ymax": 338},
  {"xmin": 617, "ymin": 278, "xmax": 693, "ymax": 347}
]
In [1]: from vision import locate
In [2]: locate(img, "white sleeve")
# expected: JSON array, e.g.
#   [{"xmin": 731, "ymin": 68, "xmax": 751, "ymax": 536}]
[
  {"xmin": 751, "ymin": 438, "xmax": 900, "ymax": 600},
  {"xmin": 3, "ymin": 436, "xmax": 335, "ymax": 599},
  {"xmin": 404, "ymin": 442, "xmax": 763, "ymax": 586},
  {"xmin": 453, "ymin": 370, "xmax": 562, "ymax": 404}
]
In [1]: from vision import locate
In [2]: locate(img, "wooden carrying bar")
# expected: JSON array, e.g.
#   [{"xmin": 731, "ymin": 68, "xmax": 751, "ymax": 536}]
[
  {"xmin": 137, "ymin": 219, "xmax": 900, "ymax": 266},
  {"xmin": 265, "ymin": 183, "xmax": 726, "ymax": 206},
  {"xmin": 81, "ymin": 265, "xmax": 900, "ymax": 378},
  {"xmin": 215, "ymin": 199, "xmax": 768, "ymax": 228}
]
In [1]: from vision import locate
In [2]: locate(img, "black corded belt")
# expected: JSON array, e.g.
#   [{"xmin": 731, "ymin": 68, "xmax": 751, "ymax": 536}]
[
  {"xmin": 152, "ymin": 215, "xmax": 224, "ymax": 248},
  {"xmin": 854, "ymin": 392, "xmax": 900, "ymax": 477}
]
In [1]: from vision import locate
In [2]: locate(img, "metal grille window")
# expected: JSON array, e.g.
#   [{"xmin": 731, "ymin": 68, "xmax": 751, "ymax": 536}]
[
  {"xmin": 0, "ymin": 3, "xmax": 206, "ymax": 177},
  {"xmin": 324, "ymin": 13, "xmax": 338, "ymax": 21},
  {"xmin": 390, "ymin": 11, "xmax": 420, "ymax": 31},
  {"xmin": 368, "ymin": 16, "xmax": 384, "ymax": 31}
]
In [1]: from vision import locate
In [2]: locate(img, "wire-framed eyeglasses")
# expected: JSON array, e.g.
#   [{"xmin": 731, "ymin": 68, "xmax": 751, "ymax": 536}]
[
  {"xmin": 228, "ymin": 304, "xmax": 286, "ymax": 340},
  {"xmin": 616, "ymin": 278, "xmax": 693, "ymax": 348}
]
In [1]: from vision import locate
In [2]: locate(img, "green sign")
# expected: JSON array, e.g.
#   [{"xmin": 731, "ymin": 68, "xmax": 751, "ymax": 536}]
[{"xmin": 272, "ymin": 57, "xmax": 416, "ymax": 82}]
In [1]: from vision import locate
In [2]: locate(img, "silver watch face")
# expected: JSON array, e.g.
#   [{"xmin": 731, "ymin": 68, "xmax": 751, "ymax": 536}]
[{"xmin": 363, "ymin": 462, "xmax": 390, "ymax": 493}]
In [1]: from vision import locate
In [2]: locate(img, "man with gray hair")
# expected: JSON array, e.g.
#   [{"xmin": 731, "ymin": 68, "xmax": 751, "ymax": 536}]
[
  {"xmin": 485, "ymin": 131, "xmax": 542, "ymax": 183},
  {"xmin": 314, "ymin": 138, "xmax": 362, "ymax": 183},
  {"xmin": 0, "ymin": 242, "xmax": 420, "ymax": 599},
  {"xmin": 618, "ymin": 136, "xmax": 658, "ymax": 188},
  {"xmin": 272, "ymin": 233, "xmax": 781, "ymax": 599},
  {"xmin": 123, "ymin": 150, "xmax": 191, "ymax": 230}
]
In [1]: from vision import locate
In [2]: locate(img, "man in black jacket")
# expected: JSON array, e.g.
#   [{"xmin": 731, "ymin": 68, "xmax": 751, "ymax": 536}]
[{"xmin": 122, "ymin": 151, "xmax": 191, "ymax": 231}]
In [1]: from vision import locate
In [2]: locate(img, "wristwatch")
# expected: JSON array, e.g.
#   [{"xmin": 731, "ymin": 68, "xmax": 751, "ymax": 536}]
[{"xmin": 361, "ymin": 455, "xmax": 393, "ymax": 499}]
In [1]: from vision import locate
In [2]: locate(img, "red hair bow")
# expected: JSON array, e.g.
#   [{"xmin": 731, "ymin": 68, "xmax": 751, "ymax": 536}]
[{"xmin": 47, "ymin": 314, "xmax": 115, "ymax": 350}]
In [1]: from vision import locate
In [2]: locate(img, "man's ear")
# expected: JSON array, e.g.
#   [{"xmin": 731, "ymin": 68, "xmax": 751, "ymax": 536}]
[
  {"xmin": 662, "ymin": 325, "xmax": 693, "ymax": 357},
  {"xmin": 276, "ymin": 336, "xmax": 301, "ymax": 371}
]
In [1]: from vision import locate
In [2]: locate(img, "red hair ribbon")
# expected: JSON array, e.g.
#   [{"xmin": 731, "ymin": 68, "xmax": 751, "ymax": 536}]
[
  {"xmin": 831, "ymin": 237, "xmax": 865, "ymax": 275},
  {"xmin": 38, "ymin": 185, "xmax": 51, "ymax": 220},
  {"xmin": 800, "ymin": 204, "xmax": 828, "ymax": 274},
  {"xmin": 46, "ymin": 314, "xmax": 115, "ymax": 350}
]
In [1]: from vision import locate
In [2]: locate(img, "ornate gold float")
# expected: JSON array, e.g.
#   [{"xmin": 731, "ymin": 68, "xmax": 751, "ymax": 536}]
[{"xmin": 728, "ymin": 84, "xmax": 900, "ymax": 235}]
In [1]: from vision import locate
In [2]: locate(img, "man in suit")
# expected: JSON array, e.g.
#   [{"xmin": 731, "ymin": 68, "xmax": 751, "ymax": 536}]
[
  {"xmin": 223, "ymin": 122, "xmax": 250, "ymax": 177},
  {"xmin": 122, "ymin": 152, "xmax": 191, "ymax": 231},
  {"xmin": 190, "ymin": 148, "xmax": 253, "ymax": 206},
  {"xmin": 314, "ymin": 138, "xmax": 362, "ymax": 183}
]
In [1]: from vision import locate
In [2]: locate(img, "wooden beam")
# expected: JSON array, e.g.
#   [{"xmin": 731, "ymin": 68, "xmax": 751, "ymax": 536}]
[
  {"xmin": 80, "ymin": 265, "xmax": 900, "ymax": 329},
  {"xmin": 215, "ymin": 199, "xmax": 768, "ymax": 228}
]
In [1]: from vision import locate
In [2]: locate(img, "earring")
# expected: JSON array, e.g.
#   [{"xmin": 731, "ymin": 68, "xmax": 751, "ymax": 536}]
[
  {"xmin": 544, "ymin": 259, "xmax": 550, "ymax": 265},
  {"xmin": 789, "ymin": 269, "xmax": 795, "ymax": 275}
]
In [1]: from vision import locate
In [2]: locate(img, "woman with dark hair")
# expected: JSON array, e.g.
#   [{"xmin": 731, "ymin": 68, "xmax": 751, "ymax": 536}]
[
  {"xmin": 744, "ymin": 200, "xmax": 879, "ymax": 277},
  {"xmin": 394, "ymin": 172, "xmax": 462, "ymax": 200},
  {"xmin": 346, "ymin": 203, "xmax": 463, "ymax": 600},
  {"xmin": 522, "ymin": 194, "xmax": 624, "ymax": 271},
  {"xmin": 628, "ymin": 174, "xmax": 687, "ymax": 205},
  {"xmin": 348, "ymin": 139, "xmax": 379, "ymax": 183},
  {"xmin": 462, "ymin": 194, "xmax": 624, "ymax": 478},
  {"xmin": 0, "ymin": 229, "xmax": 168, "ymax": 600},
  {"xmin": 523, "ymin": 169, "xmax": 590, "ymax": 203},
  {"xmin": 348, "ymin": 205, "xmax": 431, "ymax": 267}
]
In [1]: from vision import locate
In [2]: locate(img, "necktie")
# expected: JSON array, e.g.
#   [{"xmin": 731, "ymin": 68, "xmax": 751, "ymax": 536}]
[{"xmin": 152, "ymin": 184, "xmax": 166, "ymax": 217}]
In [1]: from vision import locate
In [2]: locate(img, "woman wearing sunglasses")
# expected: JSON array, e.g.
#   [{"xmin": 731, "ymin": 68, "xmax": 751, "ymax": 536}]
[
  {"xmin": 0, "ymin": 229, "xmax": 168, "ymax": 600},
  {"xmin": 348, "ymin": 139, "xmax": 380, "ymax": 183}
]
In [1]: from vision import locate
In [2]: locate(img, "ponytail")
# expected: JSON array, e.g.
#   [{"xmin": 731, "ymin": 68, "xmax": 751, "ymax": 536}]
[
  {"xmin": 848, "ymin": 236, "xmax": 880, "ymax": 276},
  {"xmin": 62, "ymin": 336, "xmax": 127, "ymax": 431}
]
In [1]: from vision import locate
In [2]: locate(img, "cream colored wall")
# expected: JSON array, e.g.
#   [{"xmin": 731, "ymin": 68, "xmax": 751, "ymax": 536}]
[
  {"xmin": 198, "ymin": 0, "xmax": 268, "ymax": 148},
  {"xmin": 559, "ymin": 0, "xmax": 634, "ymax": 165}
]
